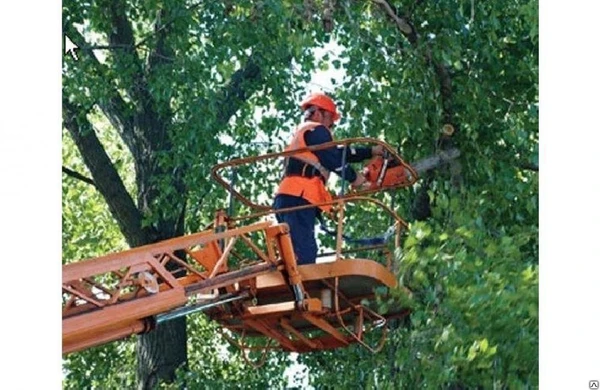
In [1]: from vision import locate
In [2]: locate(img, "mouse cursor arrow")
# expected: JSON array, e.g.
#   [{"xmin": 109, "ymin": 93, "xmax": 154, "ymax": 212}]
[{"xmin": 64, "ymin": 36, "xmax": 79, "ymax": 61}]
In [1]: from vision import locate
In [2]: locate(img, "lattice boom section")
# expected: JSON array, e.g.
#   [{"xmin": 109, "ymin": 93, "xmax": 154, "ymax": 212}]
[
  {"xmin": 62, "ymin": 221, "xmax": 283, "ymax": 321},
  {"xmin": 61, "ymin": 220, "xmax": 312, "ymax": 354},
  {"xmin": 62, "ymin": 253, "xmax": 177, "ymax": 318}
]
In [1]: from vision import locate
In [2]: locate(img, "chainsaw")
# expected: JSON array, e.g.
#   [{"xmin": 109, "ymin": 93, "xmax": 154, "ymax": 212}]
[{"xmin": 363, "ymin": 155, "xmax": 414, "ymax": 190}]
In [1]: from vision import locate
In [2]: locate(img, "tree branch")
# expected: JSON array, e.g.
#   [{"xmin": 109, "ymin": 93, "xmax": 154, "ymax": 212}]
[
  {"xmin": 106, "ymin": 0, "xmax": 139, "ymax": 59},
  {"xmin": 214, "ymin": 55, "xmax": 263, "ymax": 126},
  {"xmin": 77, "ymin": 44, "xmax": 136, "ymax": 50},
  {"xmin": 371, "ymin": 0, "xmax": 417, "ymax": 43},
  {"xmin": 135, "ymin": 1, "xmax": 204, "ymax": 50},
  {"xmin": 63, "ymin": 97, "xmax": 155, "ymax": 247},
  {"xmin": 519, "ymin": 162, "xmax": 539, "ymax": 172},
  {"xmin": 62, "ymin": 166, "xmax": 95, "ymax": 187},
  {"xmin": 71, "ymin": 44, "xmax": 175, "ymax": 62},
  {"xmin": 106, "ymin": 0, "xmax": 168, "ymax": 153},
  {"xmin": 409, "ymin": 149, "xmax": 461, "ymax": 220},
  {"xmin": 371, "ymin": 0, "xmax": 459, "ymax": 188},
  {"xmin": 432, "ymin": 60, "xmax": 454, "ymax": 125},
  {"xmin": 372, "ymin": 0, "xmax": 453, "ymax": 125},
  {"xmin": 411, "ymin": 148, "xmax": 461, "ymax": 176},
  {"xmin": 148, "ymin": 8, "xmax": 175, "ymax": 70},
  {"xmin": 63, "ymin": 24, "xmax": 139, "ymax": 159}
]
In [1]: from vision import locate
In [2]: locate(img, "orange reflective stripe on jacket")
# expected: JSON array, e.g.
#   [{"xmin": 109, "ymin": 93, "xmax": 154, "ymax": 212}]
[{"xmin": 277, "ymin": 121, "xmax": 333, "ymax": 212}]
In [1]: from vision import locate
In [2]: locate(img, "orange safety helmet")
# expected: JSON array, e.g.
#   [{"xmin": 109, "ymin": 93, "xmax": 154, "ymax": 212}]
[{"xmin": 300, "ymin": 92, "xmax": 341, "ymax": 122}]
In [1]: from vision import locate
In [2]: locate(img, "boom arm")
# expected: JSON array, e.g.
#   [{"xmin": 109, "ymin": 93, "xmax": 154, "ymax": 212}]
[{"xmin": 62, "ymin": 220, "xmax": 292, "ymax": 354}]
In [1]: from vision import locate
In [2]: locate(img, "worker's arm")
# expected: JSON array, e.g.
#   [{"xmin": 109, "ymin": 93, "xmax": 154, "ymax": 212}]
[
  {"xmin": 336, "ymin": 145, "xmax": 373, "ymax": 163},
  {"xmin": 304, "ymin": 126, "xmax": 375, "ymax": 183}
]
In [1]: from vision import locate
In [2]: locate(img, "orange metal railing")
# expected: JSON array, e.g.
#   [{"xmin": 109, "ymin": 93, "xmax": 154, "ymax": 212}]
[
  {"xmin": 63, "ymin": 139, "xmax": 416, "ymax": 357},
  {"xmin": 211, "ymin": 137, "xmax": 418, "ymax": 212}
]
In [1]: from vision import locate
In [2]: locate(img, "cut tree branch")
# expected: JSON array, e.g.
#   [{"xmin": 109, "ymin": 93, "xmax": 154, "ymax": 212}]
[
  {"xmin": 371, "ymin": 0, "xmax": 459, "ymax": 187},
  {"xmin": 411, "ymin": 148, "xmax": 461, "ymax": 176},
  {"xmin": 62, "ymin": 166, "xmax": 95, "ymax": 187}
]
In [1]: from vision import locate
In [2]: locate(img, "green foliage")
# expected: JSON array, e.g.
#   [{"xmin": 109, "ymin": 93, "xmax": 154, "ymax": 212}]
[
  {"xmin": 62, "ymin": 341, "xmax": 137, "ymax": 389},
  {"xmin": 62, "ymin": 125, "xmax": 130, "ymax": 264},
  {"xmin": 62, "ymin": 112, "xmax": 139, "ymax": 387},
  {"xmin": 295, "ymin": 1, "xmax": 538, "ymax": 388},
  {"xmin": 63, "ymin": 0, "xmax": 537, "ymax": 387},
  {"xmin": 301, "ymin": 196, "xmax": 538, "ymax": 388},
  {"xmin": 159, "ymin": 315, "xmax": 288, "ymax": 389},
  {"xmin": 388, "ymin": 202, "xmax": 537, "ymax": 388}
]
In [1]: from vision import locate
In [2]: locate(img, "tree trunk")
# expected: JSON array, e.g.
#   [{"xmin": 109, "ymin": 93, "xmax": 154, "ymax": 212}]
[
  {"xmin": 136, "ymin": 318, "xmax": 188, "ymax": 390},
  {"xmin": 64, "ymin": 2, "xmax": 266, "ymax": 385}
]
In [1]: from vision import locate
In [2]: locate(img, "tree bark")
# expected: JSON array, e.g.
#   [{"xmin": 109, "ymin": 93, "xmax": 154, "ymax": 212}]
[
  {"xmin": 62, "ymin": 166, "xmax": 95, "ymax": 187},
  {"xmin": 411, "ymin": 148, "xmax": 461, "ymax": 176},
  {"xmin": 63, "ymin": 99, "xmax": 154, "ymax": 248},
  {"xmin": 136, "ymin": 318, "xmax": 188, "ymax": 390}
]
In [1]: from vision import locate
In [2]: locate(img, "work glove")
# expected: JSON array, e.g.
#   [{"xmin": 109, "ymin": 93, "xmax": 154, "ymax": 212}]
[
  {"xmin": 350, "ymin": 173, "xmax": 371, "ymax": 190},
  {"xmin": 371, "ymin": 145, "xmax": 385, "ymax": 156}
]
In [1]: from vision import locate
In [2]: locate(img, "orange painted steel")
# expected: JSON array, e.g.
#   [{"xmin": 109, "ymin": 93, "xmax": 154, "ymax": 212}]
[
  {"xmin": 63, "ymin": 228, "xmax": 405, "ymax": 355},
  {"xmin": 63, "ymin": 139, "xmax": 416, "ymax": 356},
  {"xmin": 63, "ymin": 214, "xmax": 406, "ymax": 355},
  {"xmin": 201, "ymin": 139, "xmax": 417, "ymax": 356},
  {"xmin": 63, "ymin": 221, "xmax": 284, "ymax": 354},
  {"xmin": 210, "ymin": 137, "xmax": 418, "ymax": 212},
  {"xmin": 231, "ymin": 195, "xmax": 408, "ymax": 264},
  {"xmin": 206, "ymin": 258, "xmax": 400, "ymax": 356}
]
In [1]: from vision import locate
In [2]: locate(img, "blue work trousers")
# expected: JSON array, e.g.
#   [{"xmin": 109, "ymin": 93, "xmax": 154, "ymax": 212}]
[{"xmin": 273, "ymin": 194, "xmax": 319, "ymax": 265}]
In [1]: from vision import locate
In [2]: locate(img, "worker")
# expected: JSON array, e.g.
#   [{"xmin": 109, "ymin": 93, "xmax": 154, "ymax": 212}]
[{"xmin": 273, "ymin": 92, "xmax": 384, "ymax": 265}]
